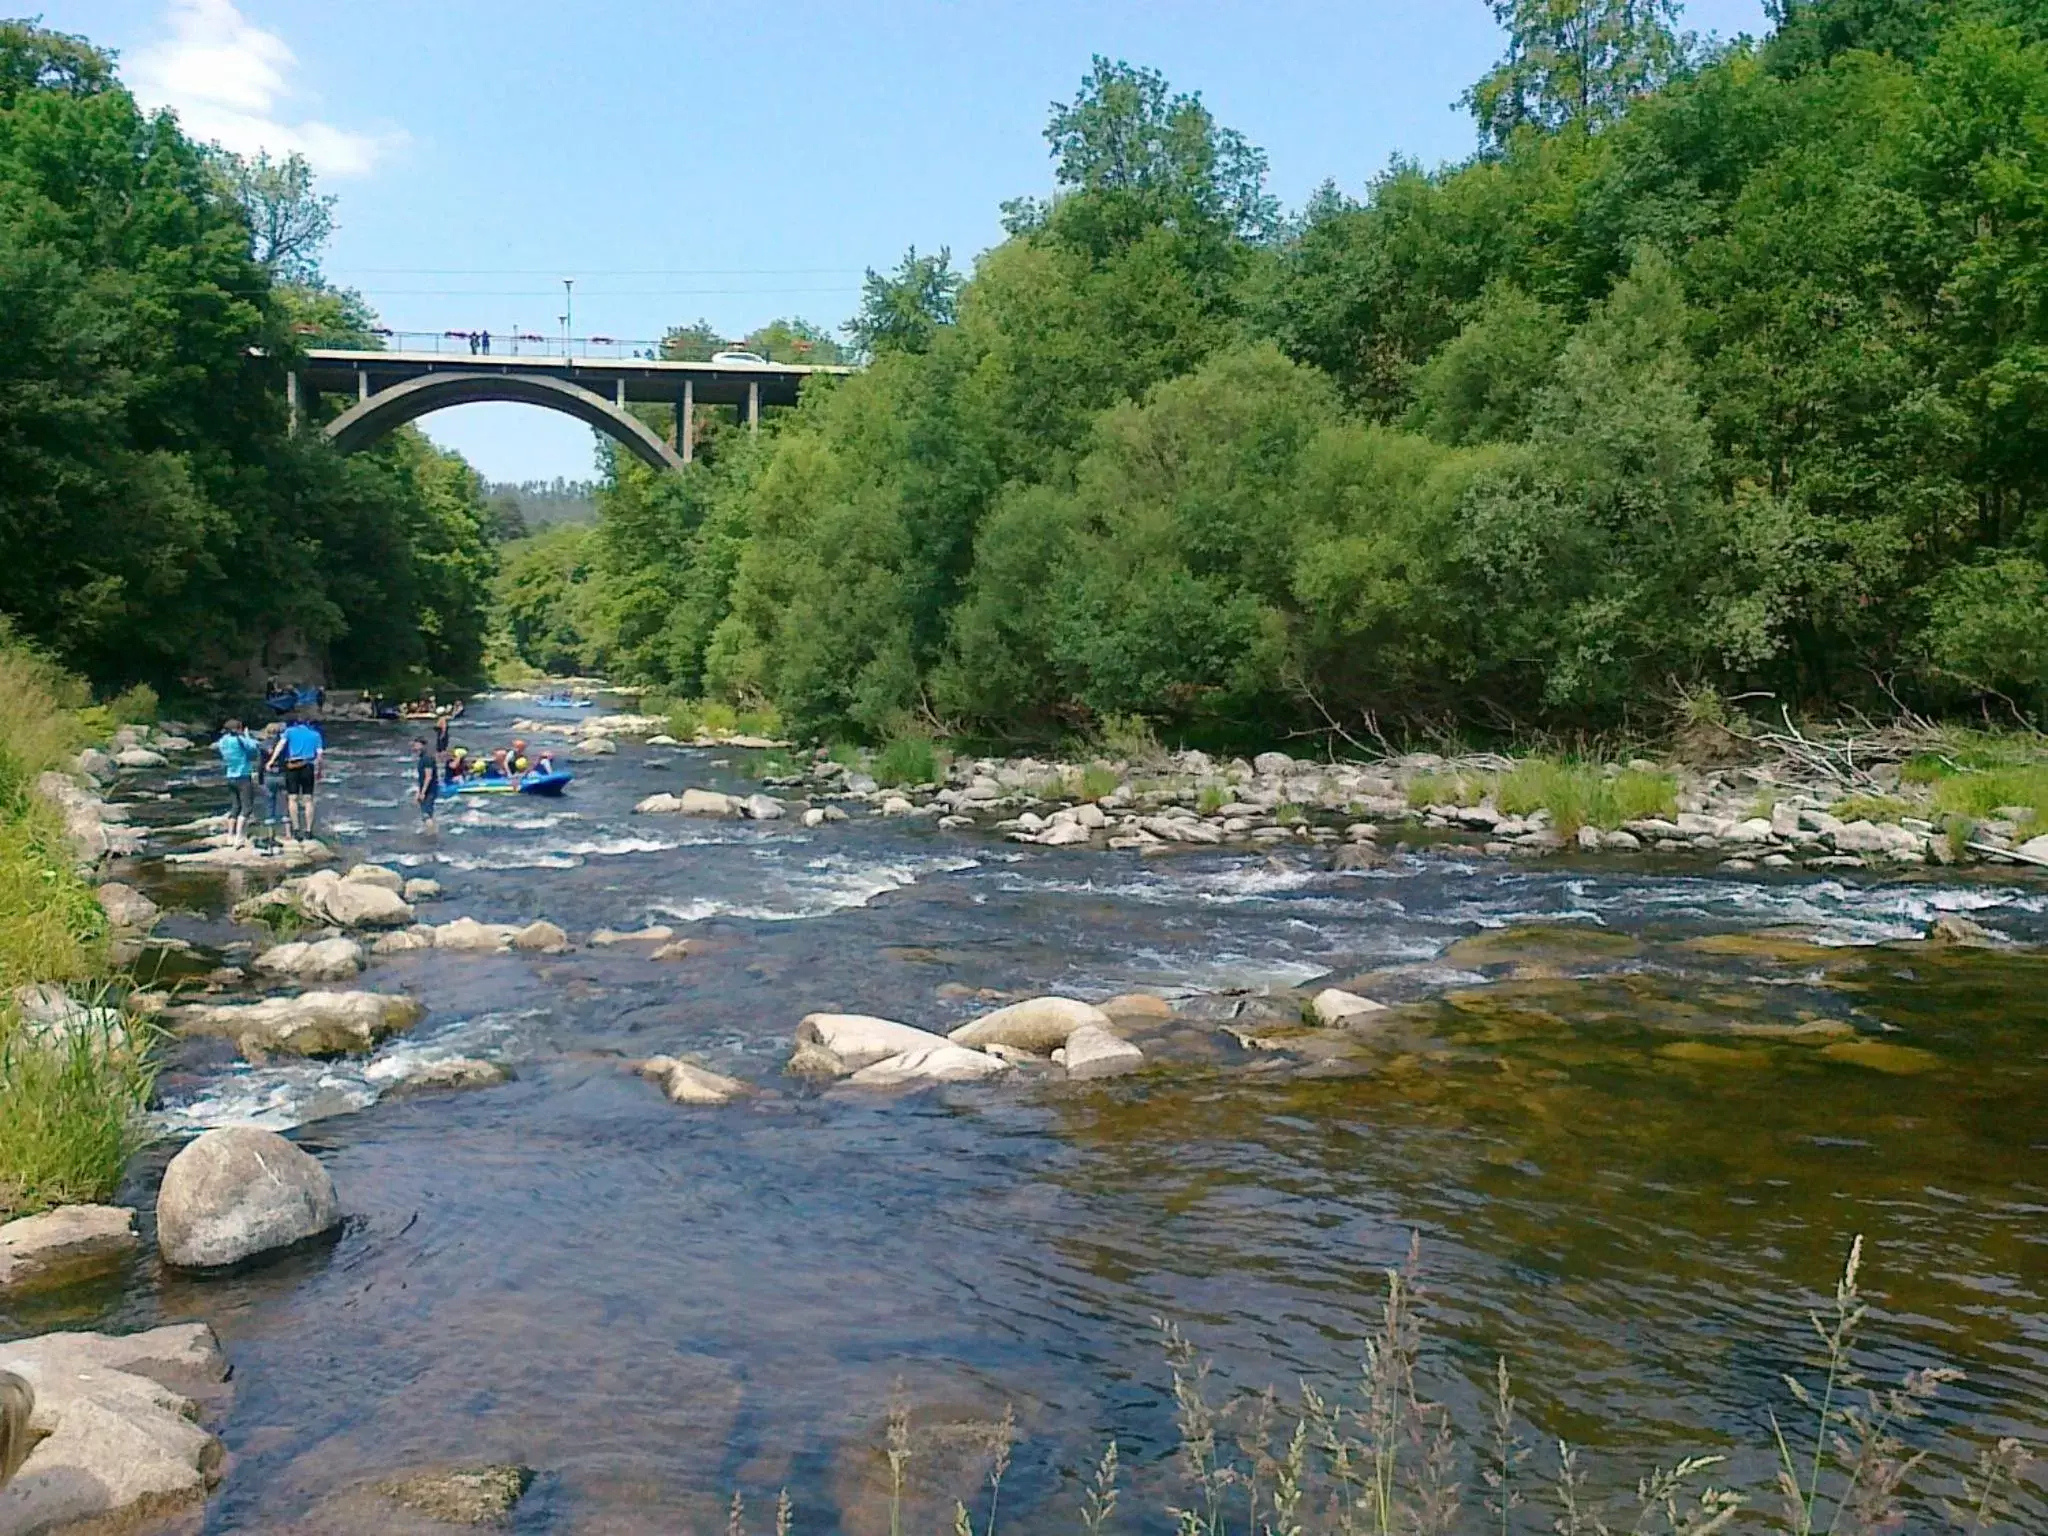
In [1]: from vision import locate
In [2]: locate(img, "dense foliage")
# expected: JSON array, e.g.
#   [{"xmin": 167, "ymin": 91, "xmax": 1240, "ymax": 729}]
[
  {"xmin": 0, "ymin": 21, "xmax": 500, "ymax": 695},
  {"xmin": 505, "ymin": 4, "xmax": 2048, "ymax": 740}
]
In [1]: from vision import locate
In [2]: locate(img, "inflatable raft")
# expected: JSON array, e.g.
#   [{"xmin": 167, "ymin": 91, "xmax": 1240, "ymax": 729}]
[{"xmin": 444, "ymin": 768, "xmax": 573, "ymax": 798}]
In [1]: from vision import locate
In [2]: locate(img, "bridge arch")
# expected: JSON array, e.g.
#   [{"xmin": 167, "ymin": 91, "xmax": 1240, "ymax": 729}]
[{"xmin": 321, "ymin": 370, "xmax": 687, "ymax": 472}]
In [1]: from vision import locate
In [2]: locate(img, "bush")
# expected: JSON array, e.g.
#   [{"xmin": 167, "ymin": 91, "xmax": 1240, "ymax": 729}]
[
  {"xmin": 874, "ymin": 734, "xmax": 939, "ymax": 787},
  {"xmin": 1830, "ymin": 794, "xmax": 1917, "ymax": 824},
  {"xmin": 1079, "ymin": 764, "xmax": 1120, "ymax": 800},
  {"xmin": 1094, "ymin": 713, "xmax": 1166, "ymax": 770},
  {"xmin": 1407, "ymin": 770, "xmax": 1489, "ymax": 809}
]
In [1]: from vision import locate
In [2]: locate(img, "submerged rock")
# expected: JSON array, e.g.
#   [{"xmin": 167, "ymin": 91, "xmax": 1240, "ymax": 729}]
[
  {"xmin": 1058, "ymin": 1024, "xmax": 1145, "ymax": 1079},
  {"xmin": 847, "ymin": 1043, "xmax": 1011, "ymax": 1086},
  {"xmin": 0, "ymin": 1323, "xmax": 227, "ymax": 1531},
  {"xmin": 637, "ymin": 1056, "xmax": 751, "ymax": 1104},
  {"xmin": 948, "ymin": 996, "xmax": 1110, "ymax": 1055},
  {"xmin": 0, "ymin": 1206, "xmax": 138, "ymax": 1292},
  {"xmin": 590, "ymin": 924, "xmax": 676, "ymax": 946},
  {"xmin": 372, "ymin": 1464, "xmax": 535, "ymax": 1526},
  {"xmin": 156, "ymin": 1127, "xmax": 340, "ymax": 1269},
  {"xmin": 1925, "ymin": 913, "xmax": 2003, "ymax": 947},
  {"xmin": 788, "ymin": 1013, "xmax": 953, "ymax": 1077},
  {"xmin": 175, "ymin": 990, "xmax": 423, "ymax": 1059},
  {"xmin": 167, "ymin": 836, "xmax": 334, "ymax": 871},
  {"xmin": 368, "ymin": 1055, "xmax": 510, "ymax": 1094}
]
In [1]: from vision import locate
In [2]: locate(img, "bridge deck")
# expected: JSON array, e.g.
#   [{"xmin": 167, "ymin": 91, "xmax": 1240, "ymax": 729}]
[{"xmin": 300, "ymin": 348, "xmax": 850, "ymax": 410}]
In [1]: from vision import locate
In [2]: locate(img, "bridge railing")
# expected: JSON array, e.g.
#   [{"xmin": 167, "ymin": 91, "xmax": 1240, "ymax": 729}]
[{"xmin": 341, "ymin": 328, "xmax": 670, "ymax": 359}]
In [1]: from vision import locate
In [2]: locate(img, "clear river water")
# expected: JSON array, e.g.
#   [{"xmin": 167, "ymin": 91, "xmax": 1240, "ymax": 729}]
[{"xmin": 6, "ymin": 693, "xmax": 2044, "ymax": 1533}]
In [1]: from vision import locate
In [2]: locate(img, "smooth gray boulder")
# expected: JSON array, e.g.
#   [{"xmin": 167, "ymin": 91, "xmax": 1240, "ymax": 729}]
[
  {"xmin": 156, "ymin": 1128, "xmax": 339, "ymax": 1269},
  {"xmin": 949, "ymin": 996, "xmax": 1111, "ymax": 1055},
  {"xmin": 1058, "ymin": 1024, "xmax": 1145, "ymax": 1079},
  {"xmin": 0, "ymin": 1323, "xmax": 227, "ymax": 1532},
  {"xmin": 232, "ymin": 868, "xmax": 413, "ymax": 929},
  {"xmin": 788, "ymin": 1014, "xmax": 952, "ymax": 1077},
  {"xmin": 342, "ymin": 863, "xmax": 406, "ymax": 893},
  {"xmin": 741, "ymin": 793, "xmax": 786, "ymax": 821},
  {"xmin": 511, "ymin": 920, "xmax": 569, "ymax": 952},
  {"xmin": 431, "ymin": 917, "xmax": 519, "ymax": 952},
  {"xmin": 0, "ymin": 1206, "xmax": 138, "ymax": 1292},
  {"xmin": 846, "ymin": 1043, "xmax": 1011, "ymax": 1086}
]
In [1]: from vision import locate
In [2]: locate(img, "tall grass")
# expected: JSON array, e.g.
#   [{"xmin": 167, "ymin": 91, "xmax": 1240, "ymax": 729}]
[
  {"xmin": 0, "ymin": 1003, "xmax": 158, "ymax": 1219},
  {"xmin": 0, "ymin": 624, "xmax": 154, "ymax": 1218},
  {"xmin": 666, "ymin": 697, "xmax": 786, "ymax": 742},
  {"xmin": 1929, "ymin": 766, "xmax": 2048, "ymax": 825},
  {"xmin": 1413, "ymin": 759, "xmax": 1677, "ymax": 834},
  {"xmin": 875, "ymin": 734, "xmax": 940, "ymax": 788}
]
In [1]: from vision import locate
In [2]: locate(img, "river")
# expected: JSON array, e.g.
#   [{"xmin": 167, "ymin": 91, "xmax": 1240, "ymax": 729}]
[{"xmin": 10, "ymin": 693, "xmax": 2045, "ymax": 1533}]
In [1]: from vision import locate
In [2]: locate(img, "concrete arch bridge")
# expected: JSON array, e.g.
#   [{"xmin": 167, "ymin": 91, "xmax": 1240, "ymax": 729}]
[{"xmin": 294, "ymin": 350, "xmax": 851, "ymax": 472}]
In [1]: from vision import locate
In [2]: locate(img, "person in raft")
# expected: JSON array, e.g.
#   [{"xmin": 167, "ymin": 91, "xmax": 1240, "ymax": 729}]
[
  {"xmin": 412, "ymin": 736, "xmax": 440, "ymax": 822},
  {"xmin": 265, "ymin": 713, "xmax": 325, "ymax": 840},
  {"xmin": 214, "ymin": 717, "xmax": 261, "ymax": 843}
]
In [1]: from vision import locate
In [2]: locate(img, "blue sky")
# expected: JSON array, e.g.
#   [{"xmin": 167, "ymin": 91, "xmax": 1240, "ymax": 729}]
[{"xmin": 52, "ymin": 0, "xmax": 1771, "ymax": 482}]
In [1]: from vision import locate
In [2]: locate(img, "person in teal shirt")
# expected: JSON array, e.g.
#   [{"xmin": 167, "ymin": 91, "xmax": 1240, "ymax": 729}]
[{"xmin": 214, "ymin": 718, "xmax": 261, "ymax": 844}]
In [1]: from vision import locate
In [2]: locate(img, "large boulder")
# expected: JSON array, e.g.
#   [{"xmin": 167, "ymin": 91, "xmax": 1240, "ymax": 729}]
[
  {"xmin": 95, "ymin": 882, "xmax": 159, "ymax": 930},
  {"xmin": 233, "ymin": 868, "xmax": 413, "ymax": 929},
  {"xmin": 113, "ymin": 747, "xmax": 167, "ymax": 770},
  {"xmin": 949, "ymin": 996, "xmax": 1111, "ymax": 1055},
  {"xmin": 788, "ymin": 1014, "xmax": 953, "ymax": 1077},
  {"xmin": 741, "ymin": 793, "xmax": 786, "ymax": 821},
  {"xmin": 0, "ymin": 1206, "xmax": 138, "ymax": 1292},
  {"xmin": 1057, "ymin": 1024, "xmax": 1145, "ymax": 1079},
  {"xmin": 250, "ymin": 936, "xmax": 365, "ymax": 982},
  {"xmin": 847, "ymin": 1044, "xmax": 1011, "ymax": 1086},
  {"xmin": 636, "ymin": 1056, "xmax": 751, "ymax": 1105},
  {"xmin": 0, "ymin": 1324, "xmax": 227, "ymax": 1532},
  {"xmin": 175, "ymin": 991, "xmax": 423, "ymax": 1060},
  {"xmin": 156, "ymin": 1127, "xmax": 339, "ymax": 1269},
  {"xmin": 511, "ymin": 919, "xmax": 569, "ymax": 952}
]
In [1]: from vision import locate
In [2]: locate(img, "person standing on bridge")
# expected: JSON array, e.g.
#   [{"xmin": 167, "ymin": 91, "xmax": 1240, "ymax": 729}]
[{"xmin": 480, "ymin": 329, "xmax": 491, "ymax": 355}]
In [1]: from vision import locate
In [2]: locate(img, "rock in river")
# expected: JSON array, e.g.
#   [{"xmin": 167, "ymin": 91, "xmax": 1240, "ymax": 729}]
[
  {"xmin": 637, "ymin": 787, "xmax": 738, "ymax": 817},
  {"xmin": 1057, "ymin": 1024, "xmax": 1145, "ymax": 1079},
  {"xmin": 95, "ymin": 881, "xmax": 159, "ymax": 930},
  {"xmin": 233, "ymin": 867, "xmax": 414, "ymax": 929},
  {"xmin": 637, "ymin": 1056, "xmax": 751, "ymax": 1104},
  {"xmin": 175, "ymin": 990, "xmax": 423, "ymax": 1060},
  {"xmin": 156, "ymin": 1127, "xmax": 340, "ymax": 1269},
  {"xmin": 949, "ymin": 996, "xmax": 1111, "ymax": 1055},
  {"xmin": 847, "ymin": 1043, "xmax": 1011, "ymax": 1086},
  {"xmin": 788, "ymin": 1013, "xmax": 954, "ymax": 1077},
  {"xmin": 250, "ymin": 936, "xmax": 365, "ymax": 981},
  {"xmin": 0, "ymin": 1206, "xmax": 138, "ymax": 1292},
  {"xmin": 0, "ymin": 1323, "xmax": 227, "ymax": 1532}
]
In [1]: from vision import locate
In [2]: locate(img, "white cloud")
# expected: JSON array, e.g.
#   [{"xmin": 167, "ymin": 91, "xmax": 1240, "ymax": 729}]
[{"xmin": 130, "ymin": 0, "xmax": 400, "ymax": 177}]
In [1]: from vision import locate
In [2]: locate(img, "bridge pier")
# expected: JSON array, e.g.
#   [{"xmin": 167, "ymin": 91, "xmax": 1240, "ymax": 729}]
[
  {"xmin": 677, "ymin": 381, "xmax": 694, "ymax": 464},
  {"xmin": 286, "ymin": 371, "xmax": 300, "ymax": 436},
  {"xmin": 748, "ymin": 380, "xmax": 760, "ymax": 434}
]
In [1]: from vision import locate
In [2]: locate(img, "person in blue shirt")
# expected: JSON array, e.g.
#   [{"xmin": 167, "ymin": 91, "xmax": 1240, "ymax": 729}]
[
  {"xmin": 214, "ymin": 718, "xmax": 261, "ymax": 844},
  {"xmin": 264, "ymin": 714, "xmax": 325, "ymax": 841}
]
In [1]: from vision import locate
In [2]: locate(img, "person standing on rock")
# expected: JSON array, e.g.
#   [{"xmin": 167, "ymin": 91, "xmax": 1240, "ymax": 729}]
[
  {"xmin": 412, "ymin": 736, "xmax": 440, "ymax": 824},
  {"xmin": 256, "ymin": 722, "xmax": 286, "ymax": 847},
  {"xmin": 215, "ymin": 717, "xmax": 261, "ymax": 843},
  {"xmin": 266, "ymin": 713, "xmax": 325, "ymax": 841}
]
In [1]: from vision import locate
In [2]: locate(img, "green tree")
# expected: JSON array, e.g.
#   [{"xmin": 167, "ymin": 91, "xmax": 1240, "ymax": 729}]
[
  {"xmin": 216, "ymin": 149, "xmax": 335, "ymax": 281},
  {"xmin": 844, "ymin": 246, "xmax": 962, "ymax": 357},
  {"xmin": 1466, "ymin": 1, "xmax": 1693, "ymax": 148}
]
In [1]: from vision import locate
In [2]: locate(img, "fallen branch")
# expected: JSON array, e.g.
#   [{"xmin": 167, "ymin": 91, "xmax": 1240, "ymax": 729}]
[{"xmin": 1968, "ymin": 840, "xmax": 2048, "ymax": 868}]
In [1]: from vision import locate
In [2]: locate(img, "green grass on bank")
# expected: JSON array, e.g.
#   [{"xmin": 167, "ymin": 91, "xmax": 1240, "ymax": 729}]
[
  {"xmin": 0, "ymin": 623, "xmax": 156, "ymax": 1220},
  {"xmin": 1409, "ymin": 758, "xmax": 1679, "ymax": 835}
]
